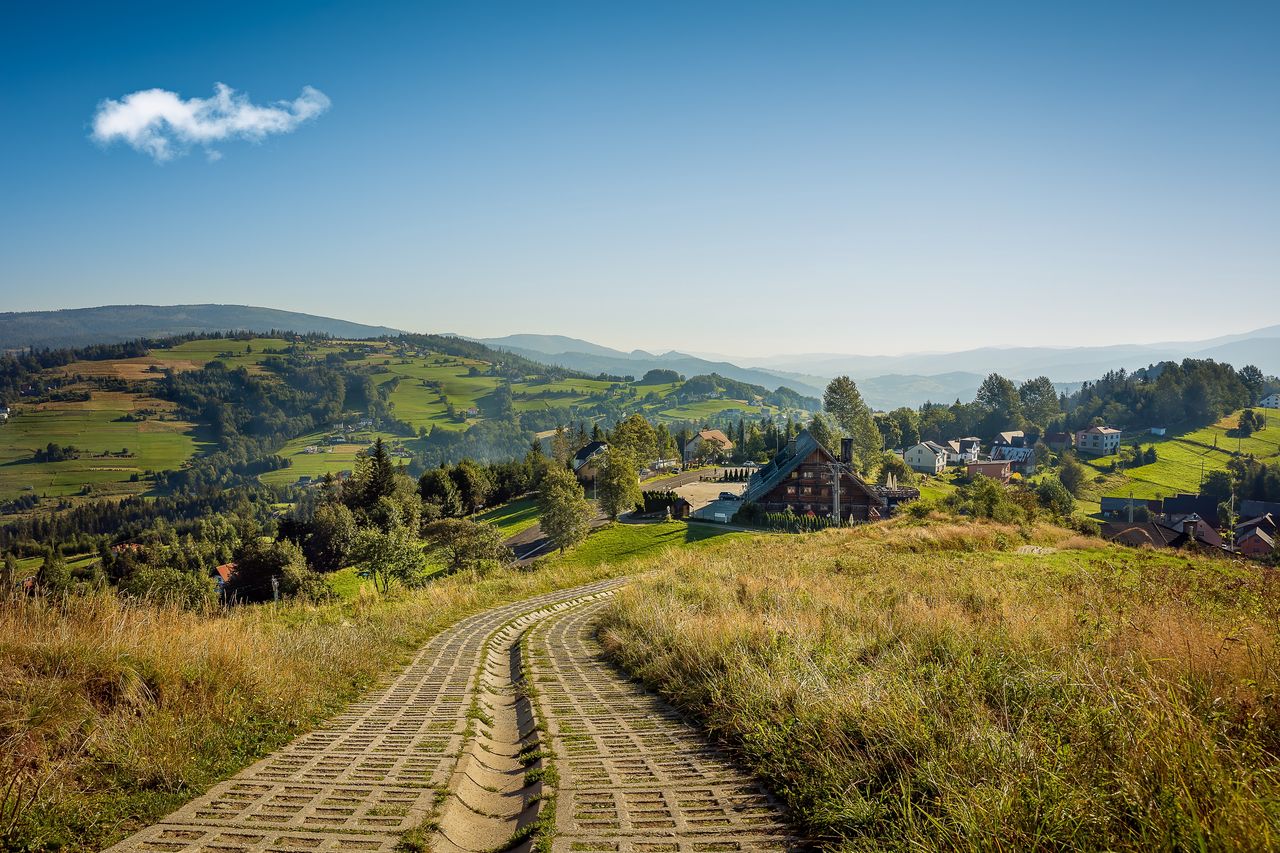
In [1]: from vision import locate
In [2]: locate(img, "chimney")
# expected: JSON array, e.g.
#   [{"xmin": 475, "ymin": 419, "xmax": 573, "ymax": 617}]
[{"xmin": 840, "ymin": 438, "xmax": 854, "ymax": 465}]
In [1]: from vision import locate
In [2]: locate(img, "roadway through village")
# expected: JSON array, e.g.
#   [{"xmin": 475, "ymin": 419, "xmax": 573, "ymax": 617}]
[{"xmin": 104, "ymin": 579, "xmax": 799, "ymax": 853}]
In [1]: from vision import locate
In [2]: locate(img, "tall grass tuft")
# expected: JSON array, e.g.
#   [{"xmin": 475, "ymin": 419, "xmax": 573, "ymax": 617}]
[{"xmin": 598, "ymin": 519, "xmax": 1280, "ymax": 851}]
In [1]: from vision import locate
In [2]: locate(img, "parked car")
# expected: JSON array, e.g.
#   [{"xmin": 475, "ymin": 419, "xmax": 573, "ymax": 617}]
[{"xmin": 719, "ymin": 491, "xmax": 743, "ymax": 501}]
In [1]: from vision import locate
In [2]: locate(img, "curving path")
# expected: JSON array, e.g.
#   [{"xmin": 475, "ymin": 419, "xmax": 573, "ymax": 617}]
[{"xmin": 103, "ymin": 582, "xmax": 798, "ymax": 853}]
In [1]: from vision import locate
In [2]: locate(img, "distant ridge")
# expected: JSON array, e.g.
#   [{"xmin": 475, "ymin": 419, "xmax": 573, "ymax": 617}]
[{"xmin": 0, "ymin": 304, "xmax": 404, "ymax": 350}]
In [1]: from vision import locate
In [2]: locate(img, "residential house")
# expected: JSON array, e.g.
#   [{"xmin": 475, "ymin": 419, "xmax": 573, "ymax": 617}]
[
  {"xmin": 904, "ymin": 441, "xmax": 948, "ymax": 475},
  {"xmin": 1242, "ymin": 499, "xmax": 1280, "ymax": 519},
  {"xmin": 1260, "ymin": 393, "xmax": 1280, "ymax": 410},
  {"xmin": 1238, "ymin": 527, "xmax": 1276, "ymax": 559},
  {"xmin": 966, "ymin": 459, "xmax": 1012, "ymax": 484},
  {"xmin": 572, "ymin": 441, "xmax": 608, "ymax": 483},
  {"xmin": 991, "ymin": 445, "xmax": 1037, "ymax": 476},
  {"xmin": 1045, "ymin": 432, "xmax": 1074, "ymax": 452},
  {"xmin": 1075, "ymin": 425, "xmax": 1122, "ymax": 456},
  {"xmin": 465, "ymin": 406, "xmax": 480, "ymax": 417},
  {"xmin": 992, "ymin": 430, "xmax": 1026, "ymax": 449},
  {"xmin": 1102, "ymin": 514, "xmax": 1226, "ymax": 553},
  {"xmin": 741, "ymin": 431, "xmax": 886, "ymax": 523},
  {"xmin": 944, "ymin": 439, "xmax": 980, "ymax": 464},
  {"xmin": 1100, "ymin": 496, "xmax": 1163, "ymax": 519},
  {"xmin": 683, "ymin": 429, "xmax": 735, "ymax": 464},
  {"xmin": 1235, "ymin": 514, "xmax": 1278, "ymax": 559},
  {"xmin": 1163, "ymin": 493, "xmax": 1220, "ymax": 523},
  {"xmin": 1149, "ymin": 427, "xmax": 1167, "ymax": 436}
]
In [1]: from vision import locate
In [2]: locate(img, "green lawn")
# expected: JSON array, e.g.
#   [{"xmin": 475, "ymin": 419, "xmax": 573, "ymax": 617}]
[
  {"xmin": 0, "ymin": 392, "xmax": 206, "ymax": 501},
  {"xmin": 474, "ymin": 496, "xmax": 540, "ymax": 536},
  {"xmin": 1085, "ymin": 411, "xmax": 1280, "ymax": 501},
  {"xmin": 536, "ymin": 519, "xmax": 747, "ymax": 570}
]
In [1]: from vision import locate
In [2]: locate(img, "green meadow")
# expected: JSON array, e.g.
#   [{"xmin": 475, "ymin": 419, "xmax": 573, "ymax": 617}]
[{"xmin": 1085, "ymin": 410, "xmax": 1280, "ymax": 502}]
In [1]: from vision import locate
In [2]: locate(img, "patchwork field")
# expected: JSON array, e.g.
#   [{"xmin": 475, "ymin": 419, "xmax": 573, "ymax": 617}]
[{"xmin": 0, "ymin": 392, "xmax": 205, "ymax": 501}]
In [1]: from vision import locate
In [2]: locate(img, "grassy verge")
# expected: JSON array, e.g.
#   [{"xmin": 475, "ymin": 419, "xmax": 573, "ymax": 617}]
[
  {"xmin": 0, "ymin": 520, "xmax": 672, "ymax": 851},
  {"xmin": 598, "ymin": 518, "xmax": 1280, "ymax": 851},
  {"xmin": 475, "ymin": 496, "xmax": 541, "ymax": 537}
]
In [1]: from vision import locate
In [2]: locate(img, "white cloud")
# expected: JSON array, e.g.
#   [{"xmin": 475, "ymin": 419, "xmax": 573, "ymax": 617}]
[{"xmin": 91, "ymin": 83, "xmax": 330, "ymax": 162}]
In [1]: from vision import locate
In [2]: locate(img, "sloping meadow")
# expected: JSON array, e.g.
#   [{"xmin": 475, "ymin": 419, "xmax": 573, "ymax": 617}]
[{"xmin": 598, "ymin": 519, "xmax": 1280, "ymax": 851}]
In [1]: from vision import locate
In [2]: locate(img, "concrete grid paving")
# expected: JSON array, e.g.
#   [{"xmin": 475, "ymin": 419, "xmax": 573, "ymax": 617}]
[
  {"xmin": 529, "ymin": 598, "xmax": 799, "ymax": 853},
  {"xmin": 104, "ymin": 580, "xmax": 802, "ymax": 853}
]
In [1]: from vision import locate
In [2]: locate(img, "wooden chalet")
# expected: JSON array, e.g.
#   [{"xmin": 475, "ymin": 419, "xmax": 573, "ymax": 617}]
[{"xmin": 742, "ymin": 430, "xmax": 885, "ymax": 523}]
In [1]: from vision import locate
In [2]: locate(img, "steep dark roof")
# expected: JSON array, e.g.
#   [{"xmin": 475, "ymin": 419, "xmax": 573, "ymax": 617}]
[
  {"xmin": 1163, "ymin": 493, "xmax": 1219, "ymax": 519},
  {"xmin": 1242, "ymin": 499, "xmax": 1280, "ymax": 519},
  {"xmin": 572, "ymin": 441, "xmax": 607, "ymax": 469},
  {"xmin": 743, "ymin": 429, "xmax": 884, "ymax": 507}
]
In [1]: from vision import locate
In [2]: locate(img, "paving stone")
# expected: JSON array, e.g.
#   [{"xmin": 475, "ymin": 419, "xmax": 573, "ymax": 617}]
[
  {"xmin": 528, "ymin": 598, "xmax": 800, "ymax": 853},
  {"xmin": 104, "ymin": 579, "xmax": 624, "ymax": 852}
]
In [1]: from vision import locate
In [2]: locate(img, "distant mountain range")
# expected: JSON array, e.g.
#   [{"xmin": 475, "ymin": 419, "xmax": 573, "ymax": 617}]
[
  {"xmin": 732, "ymin": 326, "xmax": 1280, "ymax": 385},
  {"xmin": 3, "ymin": 305, "xmax": 1277, "ymax": 411},
  {"xmin": 0, "ymin": 304, "xmax": 403, "ymax": 350},
  {"xmin": 474, "ymin": 334, "xmax": 831, "ymax": 400}
]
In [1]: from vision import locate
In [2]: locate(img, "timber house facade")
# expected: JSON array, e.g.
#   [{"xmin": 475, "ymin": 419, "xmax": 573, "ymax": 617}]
[{"xmin": 742, "ymin": 430, "xmax": 886, "ymax": 522}]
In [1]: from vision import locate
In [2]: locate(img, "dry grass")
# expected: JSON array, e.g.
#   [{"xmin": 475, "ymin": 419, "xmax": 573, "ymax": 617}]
[
  {"xmin": 598, "ymin": 518, "xmax": 1280, "ymax": 851},
  {"xmin": 0, "ymin": 556, "xmax": 632, "ymax": 850}
]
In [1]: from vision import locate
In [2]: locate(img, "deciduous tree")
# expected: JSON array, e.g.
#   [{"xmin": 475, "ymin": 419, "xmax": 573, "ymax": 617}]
[
  {"xmin": 596, "ymin": 447, "xmax": 642, "ymax": 520},
  {"xmin": 538, "ymin": 465, "xmax": 593, "ymax": 552},
  {"xmin": 823, "ymin": 376, "xmax": 880, "ymax": 473}
]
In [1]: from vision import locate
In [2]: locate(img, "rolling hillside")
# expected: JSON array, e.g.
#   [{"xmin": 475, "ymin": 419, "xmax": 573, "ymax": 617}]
[
  {"xmin": 0, "ymin": 304, "xmax": 403, "ymax": 350},
  {"xmin": 0, "ymin": 334, "xmax": 812, "ymax": 506},
  {"xmin": 1074, "ymin": 410, "xmax": 1280, "ymax": 512}
]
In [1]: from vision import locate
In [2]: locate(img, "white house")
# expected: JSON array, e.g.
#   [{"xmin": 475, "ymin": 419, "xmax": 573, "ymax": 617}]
[
  {"xmin": 943, "ymin": 438, "xmax": 979, "ymax": 464},
  {"xmin": 904, "ymin": 441, "xmax": 947, "ymax": 475},
  {"xmin": 1261, "ymin": 393, "xmax": 1280, "ymax": 410},
  {"xmin": 1076, "ymin": 425, "xmax": 1122, "ymax": 456},
  {"xmin": 0, "ymin": 406, "xmax": 8, "ymax": 422}
]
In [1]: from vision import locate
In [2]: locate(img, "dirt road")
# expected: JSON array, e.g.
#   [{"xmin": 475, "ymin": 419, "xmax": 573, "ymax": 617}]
[{"xmin": 104, "ymin": 581, "xmax": 797, "ymax": 852}]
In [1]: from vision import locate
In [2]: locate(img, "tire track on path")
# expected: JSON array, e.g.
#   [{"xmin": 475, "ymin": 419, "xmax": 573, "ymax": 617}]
[{"xmin": 528, "ymin": 597, "xmax": 800, "ymax": 853}]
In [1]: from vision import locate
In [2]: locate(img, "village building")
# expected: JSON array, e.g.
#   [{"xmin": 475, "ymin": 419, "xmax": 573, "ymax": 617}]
[
  {"xmin": 1162, "ymin": 493, "xmax": 1220, "ymax": 523},
  {"xmin": 1238, "ymin": 526, "xmax": 1276, "ymax": 559},
  {"xmin": 683, "ymin": 429, "xmax": 734, "ymax": 464},
  {"xmin": 904, "ymin": 441, "xmax": 947, "ymax": 475},
  {"xmin": 991, "ymin": 445, "xmax": 1037, "ymax": 476},
  {"xmin": 1102, "ymin": 514, "xmax": 1227, "ymax": 553},
  {"xmin": 1100, "ymin": 496, "xmax": 1163, "ymax": 519},
  {"xmin": 1044, "ymin": 432, "xmax": 1074, "ymax": 452},
  {"xmin": 740, "ymin": 431, "xmax": 886, "ymax": 523},
  {"xmin": 943, "ymin": 438, "xmax": 980, "ymax": 464},
  {"xmin": 1075, "ymin": 425, "xmax": 1122, "ymax": 456},
  {"xmin": 991, "ymin": 430, "xmax": 1026, "ymax": 449},
  {"xmin": 1242, "ymin": 499, "xmax": 1280, "ymax": 520},
  {"xmin": 572, "ymin": 441, "xmax": 608, "ymax": 483},
  {"xmin": 1259, "ymin": 393, "xmax": 1280, "ymax": 410},
  {"xmin": 966, "ymin": 459, "xmax": 1012, "ymax": 484}
]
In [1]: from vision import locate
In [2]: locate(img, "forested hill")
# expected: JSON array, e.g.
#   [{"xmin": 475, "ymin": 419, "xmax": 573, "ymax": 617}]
[{"xmin": 0, "ymin": 305, "xmax": 404, "ymax": 350}]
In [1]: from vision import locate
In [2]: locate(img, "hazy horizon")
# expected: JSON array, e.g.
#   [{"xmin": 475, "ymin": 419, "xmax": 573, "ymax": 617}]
[{"xmin": 3, "ymin": 1, "xmax": 1279, "ymax": 355}]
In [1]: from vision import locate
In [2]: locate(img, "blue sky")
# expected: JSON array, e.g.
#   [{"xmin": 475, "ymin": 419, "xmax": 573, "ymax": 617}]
[{"xmin": 2, "ymin": 1, "xmax": 1277, "ymax": 355}]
